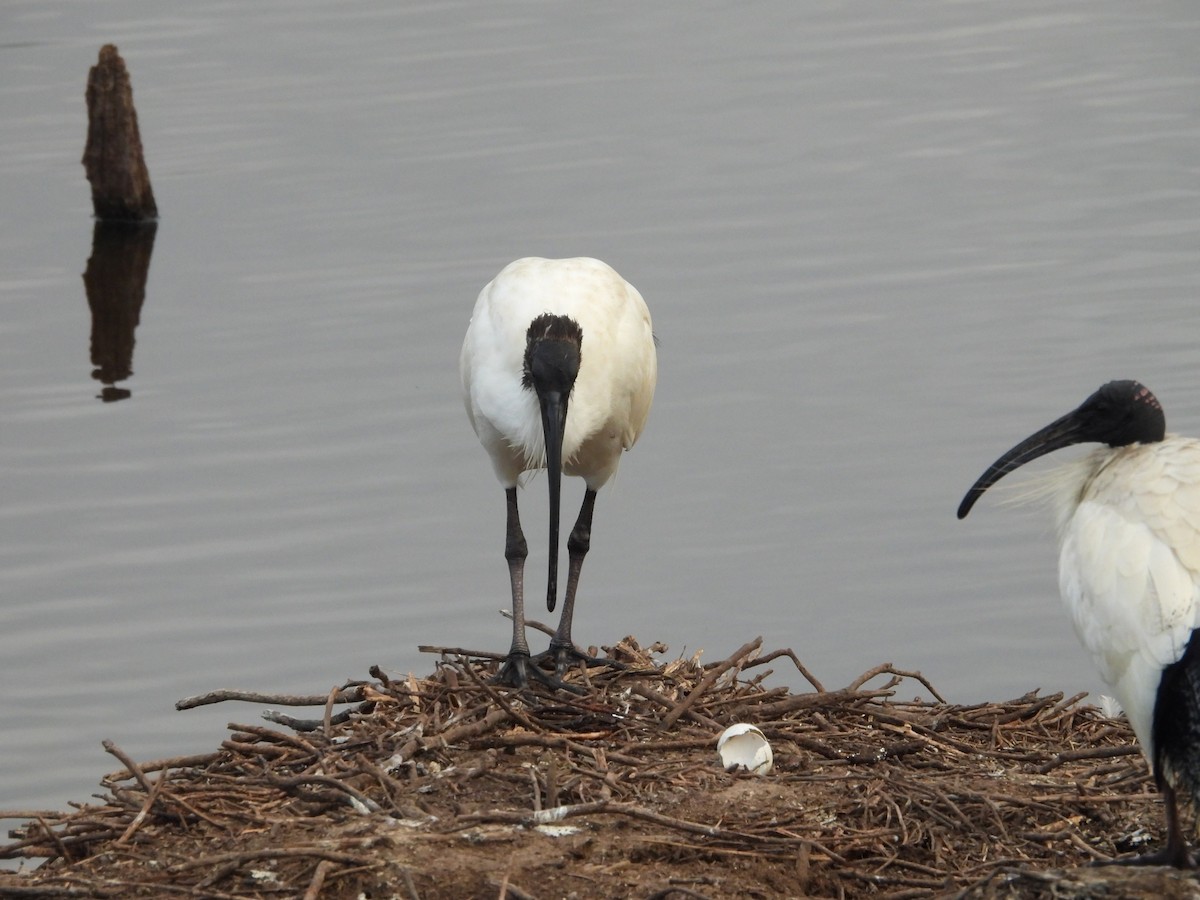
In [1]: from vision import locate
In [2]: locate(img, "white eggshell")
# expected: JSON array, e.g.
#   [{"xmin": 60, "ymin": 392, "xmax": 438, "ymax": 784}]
[{"xmin": 716, "ymin": 723, "xmax": 773, "ymax": 775}]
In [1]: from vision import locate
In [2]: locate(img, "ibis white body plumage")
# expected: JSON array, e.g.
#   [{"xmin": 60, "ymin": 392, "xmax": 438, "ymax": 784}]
[
  {"xmin": 462, "ymin": 257, "xmax": 655, "ymax": 489},
  {"xmin": 461, "ymin": 257, "xmax": 656, "ymax": 688},
  {"xmin": 959, "ymin": 381, "xmax": 1200, "ymax": 867}
]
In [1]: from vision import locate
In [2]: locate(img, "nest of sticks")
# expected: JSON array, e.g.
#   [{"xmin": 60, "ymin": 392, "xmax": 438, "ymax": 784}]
[{"xmin": 2, "ymin": 635, "xmax": 1198, "ymax": 899}]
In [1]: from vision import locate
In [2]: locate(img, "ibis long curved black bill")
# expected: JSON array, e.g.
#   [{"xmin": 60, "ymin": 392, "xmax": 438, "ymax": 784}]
[
  {"xmin": 957, "ymin": 410, "xmax": 1089, "ymax": 520},
  {"xmin": 539, "ymin": 390, "xmax": 567, "ymax": 613}
]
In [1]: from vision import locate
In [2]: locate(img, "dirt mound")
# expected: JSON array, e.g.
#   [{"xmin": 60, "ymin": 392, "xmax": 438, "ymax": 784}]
[{"xmin": 2, "ymin": 636, "xmax": 1197, "ymax": 898}]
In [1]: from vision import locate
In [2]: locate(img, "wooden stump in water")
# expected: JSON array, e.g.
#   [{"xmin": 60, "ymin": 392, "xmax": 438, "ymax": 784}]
[{"xmin": 82, "ymin": 44, "xmax": 157, "ymax": 222}]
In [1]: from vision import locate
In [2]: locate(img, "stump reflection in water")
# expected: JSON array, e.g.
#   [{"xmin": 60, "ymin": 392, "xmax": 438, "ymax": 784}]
[{"xmin": 83, "ymin": 220, "xmax": 157, "ymax": 402}]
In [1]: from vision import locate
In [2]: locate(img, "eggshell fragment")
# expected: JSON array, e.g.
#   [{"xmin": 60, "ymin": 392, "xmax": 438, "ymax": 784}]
[{"xmin": 716, "ymin": 723, "xmax": 773, "ymax": 775}]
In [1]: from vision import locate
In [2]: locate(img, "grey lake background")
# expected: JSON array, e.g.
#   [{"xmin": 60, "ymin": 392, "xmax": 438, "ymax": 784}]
[{"xmin": 3, "ymin": 2, "xmax": 1200, "ymax": 820}]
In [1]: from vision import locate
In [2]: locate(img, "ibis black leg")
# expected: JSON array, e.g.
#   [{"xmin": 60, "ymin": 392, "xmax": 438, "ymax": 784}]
[
  {"xmin": 536, "ymin": 489, "xmax": 622, "ymax": 677},
  {"xmin": 1160, "ymin": 783, "xmax": 1193, "ymax": 868},
  {"xmin": 494, "ymin": 488, "xmax": 583, "ymax": 692},
  {"xmin": 493, "ymin": 488, "xmax": 536, "ymax": 687},
  {"xmin": 551, "ymin": 489, "xmax": 595, "ymax": 659}
]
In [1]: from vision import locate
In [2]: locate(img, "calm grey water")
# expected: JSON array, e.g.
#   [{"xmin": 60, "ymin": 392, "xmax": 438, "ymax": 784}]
[{"xmin": 3, "ymin": 2, "xmax": 1200, "ymax": 820}]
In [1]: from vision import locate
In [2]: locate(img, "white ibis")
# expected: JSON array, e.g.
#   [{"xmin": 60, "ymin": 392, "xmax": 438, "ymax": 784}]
[
  {"xmin": 959, "ymin": 380, "xmax": 1200, "ymax": 867},
  {"xmin": 461, "ymin": 257, "xmax": 657, "ymax": 689}
]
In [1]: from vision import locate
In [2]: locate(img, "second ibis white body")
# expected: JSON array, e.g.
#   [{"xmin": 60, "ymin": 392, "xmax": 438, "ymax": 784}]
[
  {"xmin": 461, "ymin": 256, "xmax": 656, "ymax": 688},
  {"xmin": 462, "ymin": 257, "xmax": 655, "ymax": 491}
]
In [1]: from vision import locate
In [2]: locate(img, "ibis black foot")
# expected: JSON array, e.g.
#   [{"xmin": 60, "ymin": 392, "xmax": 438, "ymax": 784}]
[
  {"xmin": 1097, "ymin": 790, "xmax": 1192, "ymax": 869},
  {"xmin": 491, "ymin": 651, "xmax": 586, "ymax": 694},
  {"xmin": 534, "ymin": 641, "xmax": 627, "ymax": 679}
]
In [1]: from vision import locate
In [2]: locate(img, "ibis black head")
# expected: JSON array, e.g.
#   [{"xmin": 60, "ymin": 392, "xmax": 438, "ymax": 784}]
[
  {"xmin": 957, "ymin": 380, "xmax": 1165, "ymax": 520},
  {"xmin": 523, "ymin": 314, "xmax": 583, "ymax": 396}
]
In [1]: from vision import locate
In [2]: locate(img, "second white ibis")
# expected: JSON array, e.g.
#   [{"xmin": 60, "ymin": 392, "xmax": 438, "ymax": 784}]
[
  {"xmin": 958, "ymin": 379, "xmax": 1200, "ymax": 867},
  {"xmin": 461, "ymin": 257, "xmax": 657, "ymax": 689}
]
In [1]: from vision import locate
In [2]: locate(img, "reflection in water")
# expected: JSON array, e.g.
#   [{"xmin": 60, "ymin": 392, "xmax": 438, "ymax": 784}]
[{"xmin": 82, "ymin": 220, "xmax": 156, "ymax": 401}]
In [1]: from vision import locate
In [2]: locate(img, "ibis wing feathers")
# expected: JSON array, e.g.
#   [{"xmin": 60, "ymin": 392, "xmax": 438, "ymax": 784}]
[
  {"xmin": 461, "ymin": 288, "xmax": 541, "ymax": 486},
  {"xmin": 621, "ymin": 309, "xmax": 657, "ymax": 450}
]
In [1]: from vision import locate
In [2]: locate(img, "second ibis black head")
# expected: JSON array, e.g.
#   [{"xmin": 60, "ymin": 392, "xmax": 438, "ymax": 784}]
[{"xmin": 957, "ymin": 380, "xmax": 1165, "ymax": 520}]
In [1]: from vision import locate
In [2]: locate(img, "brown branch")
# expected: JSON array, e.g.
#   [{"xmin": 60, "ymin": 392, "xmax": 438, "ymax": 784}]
[
  {"xmin": 262, "ymin": 707, "xmax": 358, "ymax": 732},
  {"xmin": 33, "ymin": 816, "xmax": 71, "ymax": 864},
  {"xmin": 116, "ymin": 768, "xmax": 169, "ymax": 844},
  {"xmin": 225, "ymin": 722, "xmax": 321, "ymax": 754},
  {"xmin": 104, "ymin": 751, "xmax": 219, "ymax": 781},
  {"xmin": 663, "ymin": 637, "xmax": 762, "ymax": 728},
  {"xmin": 845, "ymin": 662, "xmax": 946, "ymax": 703},
  {"xmin": 302, "ymin": 859, "xmax": 336, "ymax": 900},
  {"xmin": 392, "ymin": 707, "xmax": 513, "ymax": 763},
  {"xmin": 176, "ymin": 686, "xmax": 365, "ymax": 710},
  {"xmin": 499, "ymin": 608, "xmax": 557, "ymax": 638},
  {"xmin": 167, "ymin": 846, "xmax": 370, "ymax": 872},
  {"xmin": 753, "ymin": 686, "xmax": 893, "ymax": 720},
  {"xmin": 265, "ymin": 773, "xmax": 381, "ymax": 814},
  {"xmin": 323, "ymin": 685, "xmax": 340, "ymax": 736},
  {"xmin": 101, "ymin": 740, "xmax": 154, "ymax": 795},
  {"xmin": 631, "ymin": 682, "xmax": 722, "ymax": 729},
  {"xmin": 741, "ymin": 647, "xmax": 825, "ymax": 692},
  {"xmin": 417, "ymin": 644, "xmax": 507, "ymax": 661},
  {"xmin": 1036, "ymin": 743, "xmax": 1141, "ymax": 774}
]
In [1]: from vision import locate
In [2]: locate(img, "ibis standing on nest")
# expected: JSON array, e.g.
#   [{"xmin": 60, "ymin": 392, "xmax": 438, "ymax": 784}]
[
  {"xmin": 461, "ymin": 257, "xmax": 657, "ymax": 689},
  {"xmin": 958, "ymin": 380, "xmax": 1200, "ymax": 867}
]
